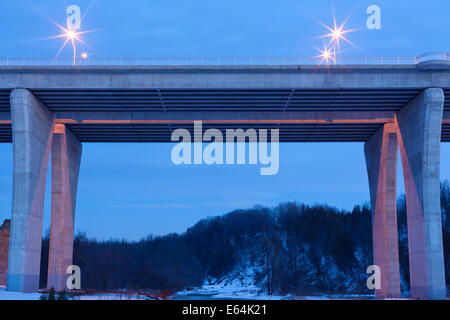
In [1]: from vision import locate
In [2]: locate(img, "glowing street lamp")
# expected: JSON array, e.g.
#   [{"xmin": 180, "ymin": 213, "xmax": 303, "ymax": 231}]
[
  {"xmin": 44, "ymin": 11, "xmax": 95, "ymax": 65},
  {"xmin": 317, "ymin": 46, "xmax": 335, "ymax": 65},
  {"xmin": 332, "ymin": 28, "xmax": 342, "ymax": 42},
  {"xmin": 317, "ymin": 12, "xmax": 356, "ymax": 49},
  {"xmin": 314, "ymin": 9, "xmax": 360, "ymax": 64},
  {"xmin": 67, "ymin": 30, "xmax": 76, "ymax": 40}
]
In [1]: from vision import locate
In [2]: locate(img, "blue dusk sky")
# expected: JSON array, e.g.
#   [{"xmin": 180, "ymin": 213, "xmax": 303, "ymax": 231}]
[{"xmin": 0, "ymin": 0, "xmax": 449, "ymax": 240}]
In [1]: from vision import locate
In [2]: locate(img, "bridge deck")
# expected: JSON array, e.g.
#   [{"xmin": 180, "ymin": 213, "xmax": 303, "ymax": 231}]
[{"xmin": 0, "ymin": 65, "xmax": 448, "ymax": 142}]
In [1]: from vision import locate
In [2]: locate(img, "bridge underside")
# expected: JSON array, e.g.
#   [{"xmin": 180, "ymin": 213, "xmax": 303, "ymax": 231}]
[
  {"xmin": 65, "ymin": 123, "xmax": 385, "ymax": 142},
  {"xmin": 0, "ymin": 88, "xmax": 449, "ymax": 142}
]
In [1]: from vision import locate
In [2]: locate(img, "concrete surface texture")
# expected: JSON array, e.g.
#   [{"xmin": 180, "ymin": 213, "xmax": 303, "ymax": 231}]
[
  {"xmin": 7, "ymin": 89, "xmax": 54, "ymax": 292},
  {"xmin": 364, "ymin": 123, "xmax": 401, "ymax": 299},
  {"xmin": 47, "ymin": 124, "xmax": 82, "ymax": 291},
  {"xmin": 396, "ymin": 88, "xmax": 446, "ymax": 299}
]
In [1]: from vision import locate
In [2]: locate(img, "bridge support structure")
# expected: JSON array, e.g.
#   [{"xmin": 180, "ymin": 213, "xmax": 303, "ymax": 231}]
[
  {"xmin": 7, "ymin": 89, "xmax": 54, "ymax": 292},
  {"xmin": 364, "ymin": 122, "xmax": 401, "ymax": 299},
  {"xmin": 396, "ymin": 88, "xmax": 446, "ymax": 299},
  {"xmin": 47, "ymin": 124, "xmax": 82, "ymax": 291},
  {"xmin": 365, "ymin": 88, "xmax": 447, "ymax": 299},
  {"xmin": 6, "ymin": 90, "xmax": 82, "ymax": 293}
]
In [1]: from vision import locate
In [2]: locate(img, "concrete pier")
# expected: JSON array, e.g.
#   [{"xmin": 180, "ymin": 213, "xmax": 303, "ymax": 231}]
[
  {"xmin": 396, "ymin": 88, "xmax": 446, "ymax": 299},
  {"xmin": 364, "ymin": 123, "xmax": 401, "ymax": 299},
  {"xmin": 7, "ymin": 89, "xmax": 54, "ymax": 292},
  {"xmin": 47, "ymin": 124, "xmax": 82, "ymax": 291}
]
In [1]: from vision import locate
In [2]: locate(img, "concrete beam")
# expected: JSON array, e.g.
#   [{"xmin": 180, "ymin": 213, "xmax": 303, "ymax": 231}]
[
  {"xmin": 0, "ymin": 65, "xmax": 448, "ymax": 89},
  {"xmin": 364, "ymin": 123, "xmax": 401, "ymax": 299},
  {"xmin": 53, "ymin": 110, "xmax": 396, "ymax": 124},
  {"xmin": 7, "ymin": 89, "xmax": 54, "ymax": 292},
  {"xmin": 0, "ymin": 112, "xmax": 11, "ymax": 121},
  {"xmin": 47, "ymin": 124, "xmax": 82, "ymax": 291},
  {"xmin": 396, "ymin": 88, "xmax": 446, "ymax": 299}
]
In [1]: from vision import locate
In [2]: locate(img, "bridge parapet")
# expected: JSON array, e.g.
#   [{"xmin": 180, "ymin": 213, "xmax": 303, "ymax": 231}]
[{"xmin": 417, "ymin": 52, "xmax": 450, "ymax": 70}]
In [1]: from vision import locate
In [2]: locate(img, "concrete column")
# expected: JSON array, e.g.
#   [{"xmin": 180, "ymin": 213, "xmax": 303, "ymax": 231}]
[
  {"xmin": 7, "ymin": 89, "xmax": 54, "ymax": 292},
  {"xmin": 396, "ymin": 88, "xmax": 446, "ymax": 300},
  {"xmin": 47, "ymin": 124, "xmax": 82, "ymax": 291},
  {"xmin": 364, "ymin": 122, "xmax": 401, "ymax": 299}
]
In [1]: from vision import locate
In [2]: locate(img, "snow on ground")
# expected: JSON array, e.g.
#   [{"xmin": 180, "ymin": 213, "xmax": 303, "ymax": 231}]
[
  {"xmin": 297, "ymin": 294, "xmax": 374, "ymax": 300},
  {"xmin": 0, "ymin": 286, "xmax": 40, "ymax": 300},
  {"xmin": 173, "ymin": 267, "xmax": 292, "ymax": 300},
  {"xmin": 173, "ymin": 284, "xmax": 376, "ymax": 300},
  {"xmin": 74, "ymin": 293, "xmax": 151, "ymax": 300},
  {"xmin": 174, "ymin": 281, "xmax": 291, "ymax": 300},
  {"xmin": 0, "ymin": 286, "xmax": 151, "ymax": 300}
]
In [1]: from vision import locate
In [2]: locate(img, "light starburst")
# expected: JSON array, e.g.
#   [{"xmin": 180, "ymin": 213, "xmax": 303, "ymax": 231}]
[
  {"xmin": 316, "ymin": 46, "xmax": 336, "ymax": 65},
  {"xmin": 46, "ymin": 19, "xmax": 92, "ymax": 65},
  {"xmin": 319, "ymin": 19, "xmax": 357, "ymax": 52},
  {"xmin": 313, "ymin": 6, "xmax": 361, "ymax": 65},
  {"xmin": 39, "ymin": 2, "xmax": 98, "ymax": 65}
]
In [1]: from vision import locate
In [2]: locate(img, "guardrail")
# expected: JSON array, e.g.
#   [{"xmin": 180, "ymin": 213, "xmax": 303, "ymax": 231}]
[{"xmin": 0, "ymin": 53, "xmax": 447, "ymax": 66}]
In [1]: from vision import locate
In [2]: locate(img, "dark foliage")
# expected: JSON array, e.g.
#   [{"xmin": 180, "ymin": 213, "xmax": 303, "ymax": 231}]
[{"xmin": 39, "ymin": 182, "xmax": 450, "ymax": 295}]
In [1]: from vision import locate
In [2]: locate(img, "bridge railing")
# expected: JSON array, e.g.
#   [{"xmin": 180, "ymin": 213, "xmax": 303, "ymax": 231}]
[{"xmin": 0, "ymin": 54, "xmax": 446, "ymax": 66}]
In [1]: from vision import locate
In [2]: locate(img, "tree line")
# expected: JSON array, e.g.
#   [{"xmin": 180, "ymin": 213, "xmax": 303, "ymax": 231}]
[{"xmin": 39, "ymin": 182, "xmax": 450, "ymax": 295}]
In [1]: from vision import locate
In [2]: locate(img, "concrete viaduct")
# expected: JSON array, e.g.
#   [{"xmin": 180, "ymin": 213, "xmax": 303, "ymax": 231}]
[{"xmin": 0, "ymin": 58, "xmax": 449, "ymax": 299}]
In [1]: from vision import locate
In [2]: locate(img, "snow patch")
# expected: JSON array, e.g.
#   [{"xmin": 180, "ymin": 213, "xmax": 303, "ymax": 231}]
[
  {"xmin": 0, "ymin": 287, "xmax": 40, "ymax": 300},
  {"xmin": 173, "ymin": 265, "xmax": 291, "ymax": 300}
]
